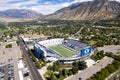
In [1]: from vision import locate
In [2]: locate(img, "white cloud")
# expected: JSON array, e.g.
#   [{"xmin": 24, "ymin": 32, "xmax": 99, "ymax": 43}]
[
  {"xmin": 74, "ymin": 0, "xmax": 93, "ymax": 3},
  {"xmin": 43, "ymin": 2, "xmax": 53, "ymax": 5},
  {"xmin": 27, "ymin": 3, "xmax": 69, "ymax": 15}
]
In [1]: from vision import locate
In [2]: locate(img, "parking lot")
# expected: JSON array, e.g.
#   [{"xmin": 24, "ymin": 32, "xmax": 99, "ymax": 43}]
[
  {"xmin": 0, "ymin": 43, "xmax": 21, "ymax": 80},
  {"xmin": 0, "ymin": 63, "xmax": 14, "ymax": 80},
  {"xmin": 98, "ymin": 45, "xmax": 120, "ymax": 54},
  {"xmin": 65, "ymin": 56, "xmax": 113, "ymax": 80},
  {"xmin": 0, "ymin": 41, "xmax": 31, "ymax": 80}
]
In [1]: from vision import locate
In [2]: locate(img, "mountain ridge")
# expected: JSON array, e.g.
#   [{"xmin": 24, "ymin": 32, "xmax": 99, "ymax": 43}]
[
  {"xmin": 0, "ymin": 9, "xmax": 43, "ymax": 18},
  {"xmin": 0, "ymin": 9, "xmax": 43, "ymax": 22},
  {"xmin": 45, "ymin": 0, "xmax": 120, "ymax": 20}
]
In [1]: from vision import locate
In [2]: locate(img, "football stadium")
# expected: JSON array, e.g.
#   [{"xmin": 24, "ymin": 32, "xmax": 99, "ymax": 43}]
[
  {"xmin": 33, "ymin": 38, "xmax": 93, "ymax": 62},
  {"xmin": 50, "ymin": 46, "xmax": 76, "ymax": 58}
]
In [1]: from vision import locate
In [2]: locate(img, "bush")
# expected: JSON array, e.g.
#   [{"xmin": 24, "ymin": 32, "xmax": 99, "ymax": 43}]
[
  {"xmin": 5, "ymin": 44, "xmax": 12, "ymax": 48},
  {"xmin": 92, "ymin": 50, "xmax": 105, "ymax": 60},
  {"xmin": 105, "ymin": 52, "xmax": 114, "ymax": 58},
  {"xmin": 16, "ymin": 40, "xmax": 19, "ymax": 46}
]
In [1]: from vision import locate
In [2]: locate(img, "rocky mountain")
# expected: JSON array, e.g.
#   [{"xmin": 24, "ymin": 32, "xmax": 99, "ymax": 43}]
[
  {"xmin": 45, "ymin": 0, "xmax": 120, "ymax": 20},
  {"xmin": 0, "ymin": 9, "xmax": 43, "ymax": 22}
]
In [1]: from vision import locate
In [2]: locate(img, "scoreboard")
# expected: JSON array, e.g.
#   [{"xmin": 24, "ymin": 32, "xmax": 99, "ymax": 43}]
[{"xmin": 80, "ymin": 46, "xmax": 93, "ymax": 57}]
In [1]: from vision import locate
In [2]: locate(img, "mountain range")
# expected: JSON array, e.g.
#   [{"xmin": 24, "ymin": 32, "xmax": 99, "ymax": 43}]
[
  {"xmin": 0, "ymin": 0, "xmax": 120, "ymax": 22},
  {"xmin": 0, "ymin": 9, "xmax": 43, "ymax": 22},
  {"xmin": 45, "ymin": 0, "xmax": 120, "ymax": 20}
]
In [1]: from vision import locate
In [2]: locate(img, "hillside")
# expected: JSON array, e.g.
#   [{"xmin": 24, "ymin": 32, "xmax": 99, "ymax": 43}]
[
  {"xmin": 0, "ymin": 9, "xmax": 43, "ymax": 22},
  {"xmin": 45, "ymin": 0, "xmax": 120, "ymax": 20}
]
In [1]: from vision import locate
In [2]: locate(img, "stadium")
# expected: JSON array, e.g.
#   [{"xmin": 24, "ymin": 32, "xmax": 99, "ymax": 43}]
[{"xmin": 33, "ymin": 38, "xmax": 93, "ymax": 62}]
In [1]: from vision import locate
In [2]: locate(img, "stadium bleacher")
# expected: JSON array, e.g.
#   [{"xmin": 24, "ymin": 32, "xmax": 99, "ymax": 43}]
[{"xmin": 63, "ymin": 39, "xmax": 88, "ymax": 51}]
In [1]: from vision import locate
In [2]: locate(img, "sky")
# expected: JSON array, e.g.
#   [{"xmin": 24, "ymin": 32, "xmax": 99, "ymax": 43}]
[{"xmin": 0, "ymin": 0, "xmax": 120, "ymax": 15}]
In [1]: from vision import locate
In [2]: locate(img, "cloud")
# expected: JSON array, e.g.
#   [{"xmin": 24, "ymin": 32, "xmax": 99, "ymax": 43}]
[
  {"xmin": 25, "ymin": 3, "xmax": 70, "ymax": 15},
  {"xmin": 43, "ymin": 2, "xmax": 53, "ymax": 5},
  {"xmin": 8, "ymin": 0, "xmax": 29, "ymax": 4},
  {"xmin": 0, "ymin": 0, "xmax": 120, "ymax": 15},
  {"xmin": 74, "ymin": 0, "xmax": 93, "ymax": 3}
]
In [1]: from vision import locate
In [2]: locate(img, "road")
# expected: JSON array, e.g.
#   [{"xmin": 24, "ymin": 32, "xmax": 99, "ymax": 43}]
[
  {"xmin": 16, "ymin": 33, "xmax": 43, "ymax": 80},
  {"xmin": 75, "ymin": 27, "xmax": 83, "ymax": 35},
  {"xmin": 108, "ymin": 70, "xmax": 120, "ymax": 80}
]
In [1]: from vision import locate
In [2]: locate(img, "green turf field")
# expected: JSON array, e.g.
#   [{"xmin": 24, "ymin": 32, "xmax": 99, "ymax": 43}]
[{"xmin": 50, "ymin": 46, "xmax": 76, "ymax": 57}]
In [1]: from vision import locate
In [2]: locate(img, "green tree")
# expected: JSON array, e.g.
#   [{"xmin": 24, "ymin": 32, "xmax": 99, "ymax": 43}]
[
  {"xmin": 78, "ymin": 61, "xmax": 87, "ymax": 70},
  {"xmin": 53, "ymin": 64, "xmax": 59, "ymax": 71},
  {"xmin": 59, "ymin": 70, "xmax": 62, "ymax": 78},
  {"xmin": 50, "ymin": 72, "xmax": 56, "ymax": 80},
  {"xmin": 68, "ymin": 69, "xmax": 72, "ymax": 76},
  {"xmin": 72, "ymin": 66, "xmax": 78, "ymax": 74},
  {"xmin": 107, "ymin": 64, "xmax": 116, "ymax": 73},
  {"xmin": 47, "ymin": 65, "xmax": 53, "ymax": 71},
  {"xmin": 72, "ymin": 61, "xmax": 78, "ymax": 67},
  {"xmin": 62, "ymin": 69, "xmax": 67, "ymax": 76}
]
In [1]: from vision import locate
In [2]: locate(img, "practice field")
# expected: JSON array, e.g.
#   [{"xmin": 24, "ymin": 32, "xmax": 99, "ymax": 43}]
[{"xmin": 50, "ymin": 46, "xmax": 76, "ymax": 57}]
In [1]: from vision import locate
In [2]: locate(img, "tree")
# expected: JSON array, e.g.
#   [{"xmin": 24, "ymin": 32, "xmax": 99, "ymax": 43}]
[
  {"xmin": 105, "ymin": 52, "xmax": 114, "ymax": 58},
  {"xmin": 53, "ymin": 64, "xmax": 59, "ymax": 71},
  {"xmin": 62, "ymin": 69, "xmax": 67, "ymax": 76},
  {"xmin": 58, "ymin": 70, "xmax": 62, "ymax": 78},
  {"xmin": 92, "ymin": 50, "xmax": 105, "ymax": 60},
  {"xmin": 47, "ymin": 65, "xmax": 52, "ymax": 71},
  {"xmin": 50, "ymin": 72, "xmax": 56, "ymax": 80},
  {"xmin": 72, "ymin": 66, "xmax": 78, "ymax": 74},
  {"xmin": 64, "ymin": 35, "xmax": 68, "ymax": 40},
  {"xmin": 72, "ymin": 61, "xmax": 78, "ymax": 67},
  {"xmin": 107, "ymin": 64, "xmax": 116, "ymax": 73},
  {"xmin": 56, "ymin": 62, "xmax": 60, "ymax": 66},
  {"xmin": 68, "ymin": 69, "xmax": 72, "ymax": 76},
  {"xmin": 114, "ymin": 55, "xmax": 120, "ymax": 61},
  {"xmin": 35, "ymin": 61, "xmax": 41, "ymax": 69},
  {"xmin": 113, "ymin": 60, "xmax": 120, "ymax": 69},
  {"xmin": 78, "ymin": 61, "xmax": 87, "ymax": 70}
]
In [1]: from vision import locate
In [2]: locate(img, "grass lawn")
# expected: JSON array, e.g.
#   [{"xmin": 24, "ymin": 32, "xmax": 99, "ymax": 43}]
[{"xmin": 50, "ymin": 46, "xmax": 76, "ymax": 57}]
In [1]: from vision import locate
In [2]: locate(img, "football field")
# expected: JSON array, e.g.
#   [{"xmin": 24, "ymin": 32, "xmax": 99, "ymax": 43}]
[{"xmin": 50, "ymin": 46, "xmax": 76, "ymax": 57}]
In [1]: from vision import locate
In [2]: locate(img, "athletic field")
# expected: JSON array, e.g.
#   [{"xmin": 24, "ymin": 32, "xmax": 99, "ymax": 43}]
[{"xmin": 50, "ymin": 46, "xmax": 76, "ymax": 57}]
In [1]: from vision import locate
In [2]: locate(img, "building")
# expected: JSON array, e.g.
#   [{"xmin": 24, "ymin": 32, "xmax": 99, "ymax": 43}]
[
  {"xmin": 34, "ymin": 43, "xmax": 47, "ymax": 59},
  {"xmin": 38, "ymin": 38, "xmax": 64, "ymax": 48},
  {"xmin": 33, "ymin": 38, "xmax": 93, "ymax": 61}
]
